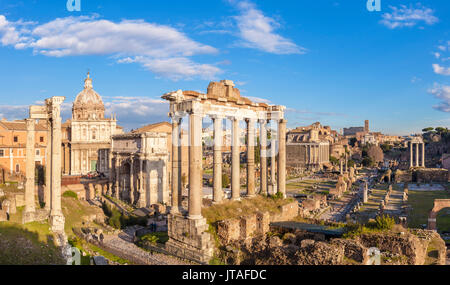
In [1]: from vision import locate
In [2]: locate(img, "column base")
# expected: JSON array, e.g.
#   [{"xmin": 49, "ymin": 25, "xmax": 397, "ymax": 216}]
[
  {"xmin": 166, "ymin": 214, "xmax": 215, "ymax": 264},
  {"xmin": 188, "ymin": 214, "xmax": 203, "ymax": 220},
  {"xmin": 137, "ymin": 198, "xmax": 146, "ymax": 209},
  {"xmin": 22, "ymin": 210, "xmax": 36, "ymax": 224},
  {"xmin": 50, "ymin": 212, "xmax": 65, "ymax": 233},
  {"xmin": 268, "ymin": 184, "xmax": 277, "ymax": 195}
]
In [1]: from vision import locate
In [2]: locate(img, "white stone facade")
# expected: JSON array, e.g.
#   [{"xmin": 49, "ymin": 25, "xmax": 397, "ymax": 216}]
[
  {"xmin": 69, "ymin": 73, "xmax": 122, "ymax": 175},
  {"xmin": 110, "ymin": 132, "xmax": 169, "ymax": 207}
]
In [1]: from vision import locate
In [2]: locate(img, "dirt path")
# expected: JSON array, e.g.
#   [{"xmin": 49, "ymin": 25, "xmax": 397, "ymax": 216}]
[{"xmin": 102, "ymin": 226, "xmax": 191, "ymax": 265}]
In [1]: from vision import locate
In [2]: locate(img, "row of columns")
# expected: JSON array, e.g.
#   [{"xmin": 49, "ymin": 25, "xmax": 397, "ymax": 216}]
[
  {"xmin": 170, "ymin": 113, "xmax": 287, "ymax": 220},
  {"xmin": 409, "ymin": 142, "xmax": 425, "ymax": 168},
  {"xmin": 305, "ymin": 144, "xmax": 329, "ymax": 169}
]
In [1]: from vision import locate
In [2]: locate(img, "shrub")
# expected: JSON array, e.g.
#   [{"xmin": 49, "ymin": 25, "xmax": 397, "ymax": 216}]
[
  {"xmin": 373, "ymin": 214, "xmax": 395, "ymax": 231},
  {"xmin": 270, "ymin": 192, "xmax": 284, "ymax": 200},
  {"xmin": 108, "ymin": 211, "xmax": 122, "ymax": 229},
  {"xmin": 141, "ymin": 234, "xmax": 159, "ymax": 244},
  {"xmin": 62, "ymin": 191, "xmax": 78, "ymax": 199}
]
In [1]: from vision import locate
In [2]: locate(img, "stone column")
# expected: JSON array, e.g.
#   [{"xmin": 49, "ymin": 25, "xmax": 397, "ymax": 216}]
[
  {"xmin": 171, "ymin": 116, "xmax": 181, "ymax": 213},
  {"xmin": 138, "ymin": 158, "xmax": 145, "ymax": 208},
  {"xmin": 231, "ymin": 117, "xmax": 241, "ymax": 200},
  {"xmin": 246, "ymin": 118, "xmax": 256, "ymax": 197},
  {"xmin": 115, "ymin": 156, "xmax": 120, "ymax": 199},
  {"xmin": 188, "ymin": 112, "xmax": 203, "ymax": 219},
  {"xmin": 44, "ymin": 119, "xmax": 51, "ymax": 211},
  {"xmin": 213, "ymin": 116, "xmax": 223, "ymax": 203},
  {"xmin": 410, "ymin": 142, "xmax": 413, "ymax": 168},
  {"xmin": 277, "ymin": 119, "xmax": 286, "ymax": 198},
  {"xmin": 23, "ymin": 118, "xmax": 36, "ymax": 223},
  {"xmin": 129, "ymin": 157, "xmax": 134, "ymax": 204},
  {"xmin": 315, "ymin": 145, "xmax": 319, "ymax": 165},
  {"xmin": 340, "ymin": 158, "xmax": 343, "ymax": 174},
  {"xmin": 259, "ymin": 119, "xmax": 268, "ymax": 195},
  {"xmin": 421, "ymin": 143, "xmax": 425, "ymax": 167},
  {"xmin": 344, "ymin": 152, "xmax": 348, "ymax": 173},
  {"xmin": 49, "ymin": 96, "xmax": 65, "ymax": 233},
  {"xmin": 308, "ymin": 145, "xmax": 311, "ymax": 165},
  {"xmin": 415, "ymin": 143, "xmax": 419, "ymax": 167},
  {"xmin": 270, "ymin": 125, "xmax": 276, "ymax": 188}
]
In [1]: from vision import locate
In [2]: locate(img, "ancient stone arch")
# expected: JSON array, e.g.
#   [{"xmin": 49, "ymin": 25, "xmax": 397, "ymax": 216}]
[{"xmin": 428, "ymin": 199, "xmax": 450, "ymax": 231}]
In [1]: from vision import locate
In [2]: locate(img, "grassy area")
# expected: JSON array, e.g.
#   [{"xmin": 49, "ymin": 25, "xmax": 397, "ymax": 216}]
[
  {"xmin": 286, "ymin": 179, "xmax": 335, "ymax": 194},
  {"xmin": 408, "ymin": 190, "xmax": 450, "ymax": 232},
  {"xmin": 0, "ymin": 192, "xmax": 107, "ymax": 264},
  {"xmin": 0, "ymin": 223, "xmax": 65, "ymax": 264},
  {"xmin": 61, "ymin": 196, "xmax": 104, "ymax": 237},
  {"xmin": 202, "ymin": 195, "xmax": 295, "ymax": 224}
]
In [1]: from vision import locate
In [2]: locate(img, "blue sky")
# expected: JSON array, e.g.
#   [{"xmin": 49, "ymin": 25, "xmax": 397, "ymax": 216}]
[{"xmin": 0, "ymin": 0, "xmax": 449, "ymax": 134}]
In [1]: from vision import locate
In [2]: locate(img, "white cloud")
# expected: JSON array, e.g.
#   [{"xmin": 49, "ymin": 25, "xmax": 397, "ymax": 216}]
[
  {"xmin": 411, "ymin": 76, "xmax": 421, "ymax": 83},
  {"xmin": 246, "ymin": 96, "xmax": 271, "ymax": 104},
  {"xmin": 103, "ymin": 96, "xmax": 169, "ymax": 131},
  {"xmin": 432, "ymin": 63, "xmax": 450, "ymax": 76},
  {"xmin": 428, "ymin": 84, "xmax": 450, "ymax": 112},
  {"xmin": 380, "ymin": 4, "xmax": 438, "ymax": 29},
  {"xmin": 0, "ymin": 96, "xmax": 170, "ymax": 132},
  {"xmin": 233, "ymin": 1, "xmax": 305, "ymax": 54},
  {"xmin": 0, "ymin": 104, "xmax": 28, "ymax": 120},
  {"xmin": 29, "ymin": 16, "xmax": 217, "ymax": 57},
  {"xmin": 0, "ymin": 15, "xmax": 222, "ymax": 80},
  {"xmin": 119, "ymin": 56, "xmax": 222, "ymax": 81},
  {"xmin": 0, "ymin": 15, "xmax": 28, "ymax": 47}
]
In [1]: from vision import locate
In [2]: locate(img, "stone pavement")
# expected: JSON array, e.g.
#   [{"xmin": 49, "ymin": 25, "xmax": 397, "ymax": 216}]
[{"xmin": 102, "ymin": 226, "xmax": 190, "ymax": 265}]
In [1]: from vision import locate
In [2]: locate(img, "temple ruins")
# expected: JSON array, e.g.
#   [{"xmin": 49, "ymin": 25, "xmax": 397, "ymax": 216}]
[
  {"xmin": 408, "ymin": 136, "xmax": 425, "ymax": 168},
  {"xmin": 161, "ymin": 80, "xmax": 286, "ymax": 262}
]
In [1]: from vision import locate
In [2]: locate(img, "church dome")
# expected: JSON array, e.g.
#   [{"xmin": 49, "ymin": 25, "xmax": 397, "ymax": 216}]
[{"xmin": 72, "ymin": 72, "xmax": 105, "ymax": 120}]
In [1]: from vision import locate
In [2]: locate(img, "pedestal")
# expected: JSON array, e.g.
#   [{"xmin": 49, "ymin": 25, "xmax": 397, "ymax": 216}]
[{"xmin": 165, "ymin": 214, "xmax": 215, "ymax": 264}]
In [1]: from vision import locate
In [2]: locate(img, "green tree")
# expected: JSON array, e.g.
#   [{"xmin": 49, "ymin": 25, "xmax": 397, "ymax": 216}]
[
  {"xmin": 362, "ymin": 157, "xmax": 373, "ymax": 167},
  {"xmin": 435, "ymin": 127, "xmax": 448, "ymax": 135},
  {"xmin": 348, "ymin": 137, "xmax": 357, "ymax": 147},
  {"xmin": 422, "ymin": 127, "xmax": 434, "ymax": 132}
]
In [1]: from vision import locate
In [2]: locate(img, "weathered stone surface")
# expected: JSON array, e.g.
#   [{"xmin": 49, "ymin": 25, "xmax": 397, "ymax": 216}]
[
  {"xmin": 357, "ymin": 231, "xmax": 431, "ymax": 265},
  {"xmin": 165, "ymin": 214, "xmax": 215, "ymax": 264},
  {"xmin": 294, "ymin": 241, "xmax": 344, "ymax": 265},
  {"xmin": 271, "ymin": 201, "xmax": 299, "ymax": 222},
  {"xmin": 331, "ymin": 238, "xmax": 368, "ymax": 264},
  {"xmin": 240, "ymin": 215, "xmax": 257, "ymax": 240},
  {"xmin": 218, "ymin": 218, "xmax": 240, "ymax": 244},
  {"xmin": 0, "ymin": 209, "xmax": 7, "ymax": 221}
]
